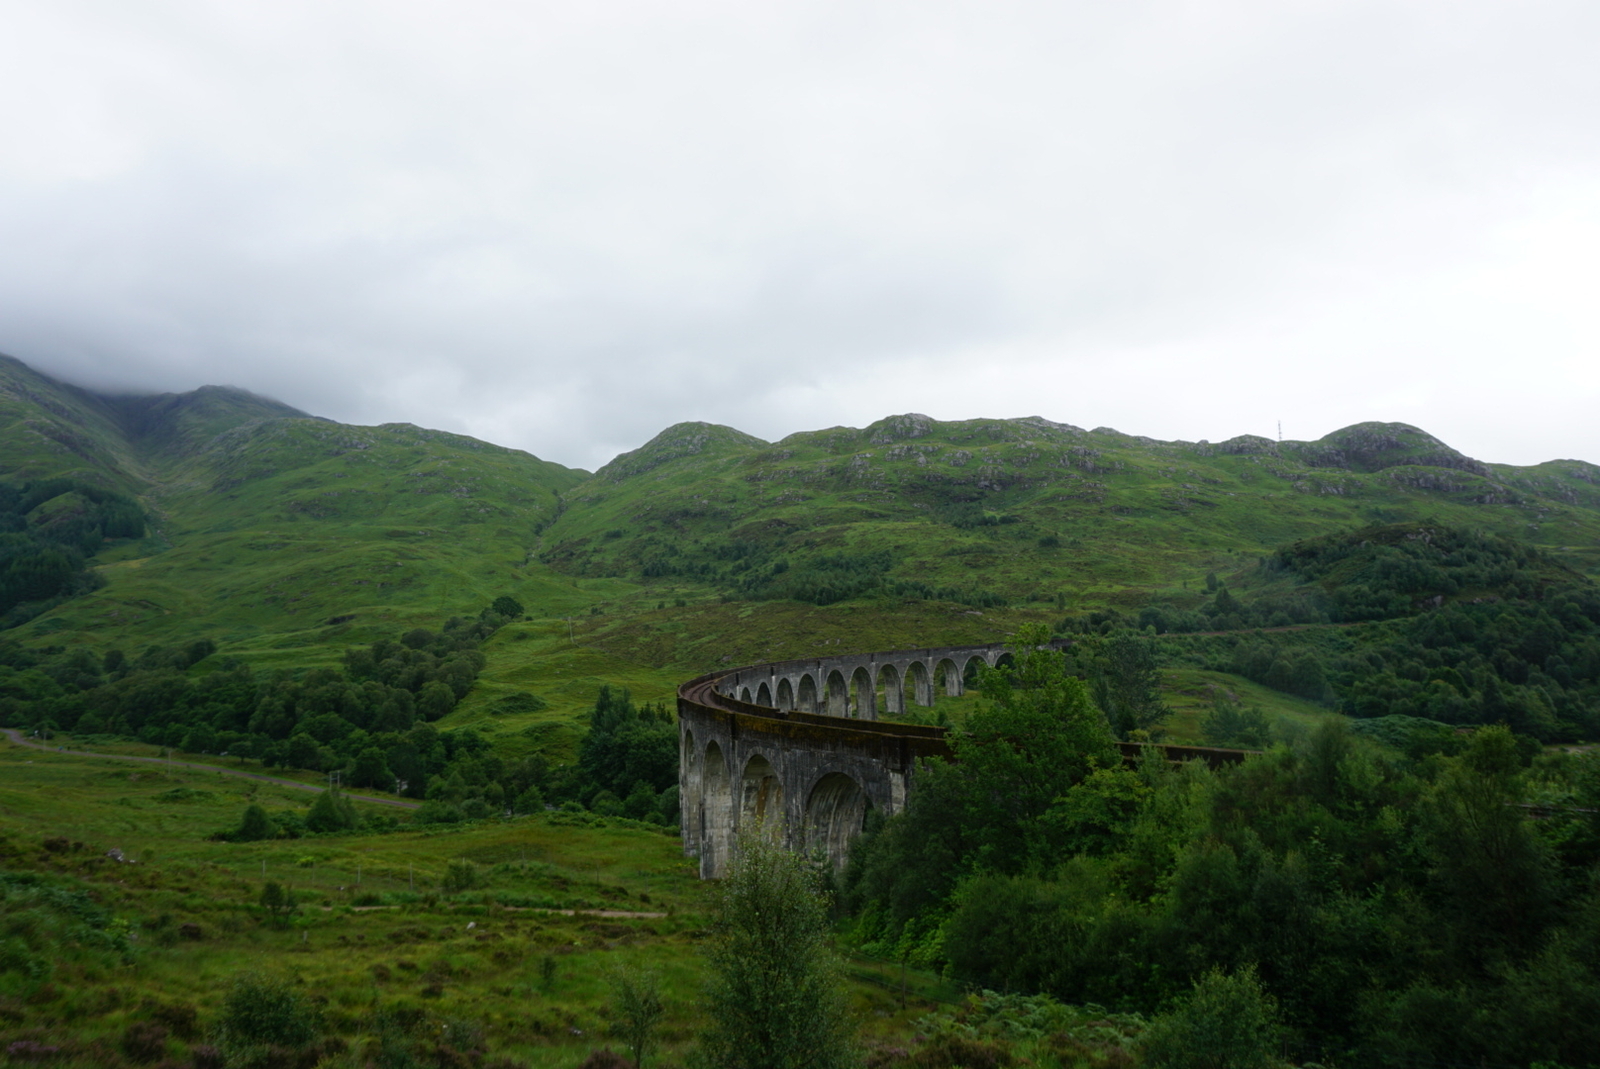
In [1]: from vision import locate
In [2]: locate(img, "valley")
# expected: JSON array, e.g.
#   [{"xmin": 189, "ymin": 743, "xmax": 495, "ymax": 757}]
[{"xmin": 2, "ymin": 352, "xmax": 1599, "ymax": 1067}]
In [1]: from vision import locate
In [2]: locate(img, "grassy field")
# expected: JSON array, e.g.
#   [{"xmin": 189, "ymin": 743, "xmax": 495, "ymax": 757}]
[
  {"xmin": 8, "ymin": 354, "xmax": 1598, "ymax": 1066},
  {"xmin": 0, "ymin": 738, "xmax": 963, "ymax": 1067}
]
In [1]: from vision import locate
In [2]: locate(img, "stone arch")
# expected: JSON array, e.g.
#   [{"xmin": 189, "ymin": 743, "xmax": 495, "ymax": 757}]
[
  {"xmin": 906, "ymin": 660, "xmax": 933, "ymax": 707},
  {"xmin": 701, "ymin": 740, "xmax": 734, "ymax": 878},
  {"xmin": 805, "ymin": 772, "xmax": 873, "ymax": 869},
  {"xmin": 740, "ymin": 754, "xmax": 784, "ymax": 839},
  {"xmin": 756, "ymin": 681, "xmax": 773, "ymax": 708},
  {"xmin": 934, "ymin": 657, "xmax": 963, "ymax": 698},
  {"xmin": 739, "ymin": 687, "xmax": 753, "ymax": 703},
  {"xmin": 797, "ymin": 673, "xmax": 819, "ymax": 714},
  {"xmin": 876, "ymin": 663, "xmax": 903, "ymax": 716},
  {"xmin": 825, "ymin": 669, "xmax": 849, "ymax": 717},
  {"xmin": 962, "ymin": 654, "xmax": 990, "ymax": 688},
  {"xmin": 776, "ymin": 677, "xmax": 795, "ymax": 711},
  {"xmin": 849, "ymin": 665, "xmax": 875, "ymax": 719}
]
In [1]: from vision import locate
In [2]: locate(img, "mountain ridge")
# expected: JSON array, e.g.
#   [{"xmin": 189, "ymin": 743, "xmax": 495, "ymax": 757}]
[{"xmin": 3, "ymin": 354, "xmax": 1600, "ymax": 683}]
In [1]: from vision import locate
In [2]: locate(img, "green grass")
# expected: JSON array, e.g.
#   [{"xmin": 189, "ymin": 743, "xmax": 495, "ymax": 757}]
[
  {"xmin": 1160, "ymin": 667, "xmax": 1340, "ymax": 744},
  {"xmin": 0, "ymin": 739, "xmax": 966, "ymax": 1067}
]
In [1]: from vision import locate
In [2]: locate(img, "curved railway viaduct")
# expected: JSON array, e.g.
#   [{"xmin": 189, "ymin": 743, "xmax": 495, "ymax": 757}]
[{"xmin": 677, "ymin": 642, "xmax": 1250, "ymax": 878}]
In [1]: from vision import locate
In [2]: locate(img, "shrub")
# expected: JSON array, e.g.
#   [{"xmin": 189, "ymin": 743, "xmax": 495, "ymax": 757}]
[
  {"xmin": 413, "ymin": 800, "xmax": 463, "ymax": 825},
  {"xmin": 215, "ymin": 974, "xmax": 320, "ymax": 1066},
  {"xmin": 234, "ymin": 804, "xmax": 276, "ymax": 842},
  {"xmin": 304, "ymin": 789, "xmax": 358, "ymax": 833},
  {"xmin": 441, "ymin": 860, "xmax": 481, "ymax": 894},
  {"xmin": 701, "ymin": 832, "xmax": 855, "ymax": 1069},
  {"xmin": 1139, "ymin": 966, "xmax": 1283, "ymax": 1069}
]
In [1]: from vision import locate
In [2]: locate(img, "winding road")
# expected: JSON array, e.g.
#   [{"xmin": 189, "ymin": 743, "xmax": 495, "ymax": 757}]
[{"xmin": 1, "ymin": 728, "xmax": 420, "ymax": 810}]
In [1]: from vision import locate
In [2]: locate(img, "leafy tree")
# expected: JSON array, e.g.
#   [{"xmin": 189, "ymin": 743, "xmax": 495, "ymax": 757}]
[
  {"xmin": 216, "ymin": 973, "xmax": 319, "ymax": 1065},
  {"xmin": 1139, "ymin": 966, "xmax": 1284, "ymax": 1069},
  {"xmin": 1201, "ymin": 696, "xmax": 1271, "ymax": 749},
  {"xmin": 441, "ymin": 859, "xmax": 481, "ymax": 893},
  {"xmin": 347, "ymin": 747, "xmax": 393, "ymax": 790},
  {"xmin": 234, "ymin": 804, "xmax": 276, "ymax": 842},
  {"xmin": 512, "ymin": 784, "xmax": 545, "ymax": 814},
  {"xmin": 1086, "ymin": 629, "xmax": 1170, "ymax": 739},
  {"xmin": 258, "ymin": 882, "xmax": 296, "ymax": 928},
  {"xmin": 701, "ymin": 832, "xmax": 856, "ymax": 1069},
  {"xmin": 578, "ymin": 685, "xmax": 676, "ymax": 804},
  {"xmin": 285, "ymin": 733, "xmax": 322, "ymax": 771},
  {"xmin": 608, "ymin": 966, "xmax": 665, "ymax": 1069},
  {"xmin": 847, "ymin": 625, "xmax": 1119, "ymax": 923},
  {"xmin": 304, "ymin": 788, "xmax": 358, "ymax": 833},
  {"xmin": 491, "ymin": 595, "xmax": 524, "ymax": 618},
  {"xmin": 1422, "ymin": 725, "xmax": 1555, "ymax": 959},
  {"xmin": 960, "ymin": 624, "xmax": 1120, "ymax": 871}
]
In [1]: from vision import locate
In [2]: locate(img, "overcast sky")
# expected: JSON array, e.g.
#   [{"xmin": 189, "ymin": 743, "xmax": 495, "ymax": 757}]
[{"xmin": 2, "ymin": 1, "xmax": 1598, "ymax": 472}]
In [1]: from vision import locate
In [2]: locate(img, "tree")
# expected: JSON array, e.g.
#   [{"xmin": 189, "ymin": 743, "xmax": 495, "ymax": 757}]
[
  {"xmin": 1201, "ymin": 696, "xmax": 1271, "ymax": 749},
  {"xmin": 961, "ymin": 624, "xmax": 1121, "ymax": 871},
  {"xmin": 1422, "ymin": 725, "xmax": 1555, "ymax": 958},
  {"xmin": 579, "ymin": 686, "xmax": 676, "ymax": 801},
  {"xmin": 347, "ymin": 747, "xmax": 392, "ymax": 790},
  {"xmin": 1139, "ymin": 965, "xmax": 1284, "ymax": 1069},
  {"xmin": 216, "ymin": 973, "xmax": 319, "ymax": 1066},
  {"xmin": 491, "ymin": 595, "xmax": 524, "ymax": 619},
  {"xmin": 258, "ymin": 881, "xmax": 296, "ymax": 928},
  {"xmin": 701, "ymin": 832, "xmax": 856, "ymax": 1069},
  {"xmin": 304, "ymin": 788, "xmax": 358, "ymax": 833},
  {"xmin": 441, "ymin": 858, "xmax": 481, "ymax": 893},
  {"xmin": 1087, "ymin": 629, "xmax": 1170, "ymax": 738},
  {"xmin": 285, "ymin": 733, "xmax": 322, "ymax": 771},
  {"xmin": 234, "ymin": 804, "xmax": 276, "ymax": 842},
  {"xmin": 417, "ymin": 680, "xmax": 456, "ymax": 720},
  {"xmin": 608, "ymin": 966, "xmax": 665, "ymax": 1069}
]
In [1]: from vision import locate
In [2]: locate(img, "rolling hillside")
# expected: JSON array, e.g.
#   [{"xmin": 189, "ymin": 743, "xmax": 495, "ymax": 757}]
[
  {"xmin": 4, "ymin": 354, "xmax": 1600, "ymax": 743},
  {"xmin": 540, "ymin": 412, "xmax": 1600, "ymax": 610}
]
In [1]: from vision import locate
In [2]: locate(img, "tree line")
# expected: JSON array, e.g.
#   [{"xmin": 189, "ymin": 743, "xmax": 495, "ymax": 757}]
[
  {"xmin": 0, "ymin": 478, "xmax": 145, "ymax": 628},
  {"xmin": 842, "ymin": 624, "xmax": 1600, "ymax": 1067}
]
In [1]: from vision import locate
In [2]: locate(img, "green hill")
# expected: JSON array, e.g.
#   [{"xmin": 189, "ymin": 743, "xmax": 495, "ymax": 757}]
[
  {"xmin": 0, "ymin": 354, "xmax": 589, "ymax": 661},
  {"xmin": 4, "ymin": 357, "xmax": 1600, "ymax": 751},
  {"xmin": 539, "ymin": 412, "xmax": 1600, "ymax": 610}
]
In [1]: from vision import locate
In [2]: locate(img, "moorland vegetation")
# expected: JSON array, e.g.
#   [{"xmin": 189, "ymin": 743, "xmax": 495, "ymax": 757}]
[{"xmin": 1, "ymin": 352, "xmax": 1599, "ymax": 1065}]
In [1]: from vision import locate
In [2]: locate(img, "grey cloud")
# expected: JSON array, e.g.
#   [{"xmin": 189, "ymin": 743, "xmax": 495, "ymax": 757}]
[{"xmin": 0, "ymin": 1, "xmax": 1598, "ymax": 470}]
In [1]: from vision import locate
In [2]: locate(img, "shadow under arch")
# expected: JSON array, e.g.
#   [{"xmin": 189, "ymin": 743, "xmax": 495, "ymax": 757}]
[
  {"xmin": 740, "ymin": 753, "xmax": 784, "ymax": 840},
  {"xmin": 849, "ymin": 665, "xmax": 875, "ymax": 719},
  {"xmin": 797, "ymin": 673, "xmax": 818, "ymax": 714},
  {"xmin": 825, "ymin": 669, "xmax": 849, "ymax": 717},
  {"xmin": 804, "ymin": 771, "xmax": 873, "ymax": 869},
  {"xmin": 876, "ymin": 662, "xmax": 903, "ymax": 716}
]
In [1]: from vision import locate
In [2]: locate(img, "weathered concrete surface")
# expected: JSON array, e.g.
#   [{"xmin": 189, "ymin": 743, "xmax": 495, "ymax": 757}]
[{"xmin": 677, "ymin": 645, "xmax": 968, "ymax": 878}]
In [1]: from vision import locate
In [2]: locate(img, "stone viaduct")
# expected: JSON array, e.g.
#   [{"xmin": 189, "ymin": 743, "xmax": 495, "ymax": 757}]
[{"xmin": 677, "ymin": 641, "xmax": 1254, "ymax": 879}]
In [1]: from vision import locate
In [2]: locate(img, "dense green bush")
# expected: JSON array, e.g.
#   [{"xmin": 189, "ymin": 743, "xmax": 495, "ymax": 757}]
[{"xmin": 848, "ymin": 712, "xmax": 1600, "ymax": 1065}]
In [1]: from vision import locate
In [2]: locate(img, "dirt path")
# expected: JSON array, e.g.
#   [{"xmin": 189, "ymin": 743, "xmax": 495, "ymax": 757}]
[{"xmin": 0, "ymin": 728, "xmax": 420, "ymax": 810}]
